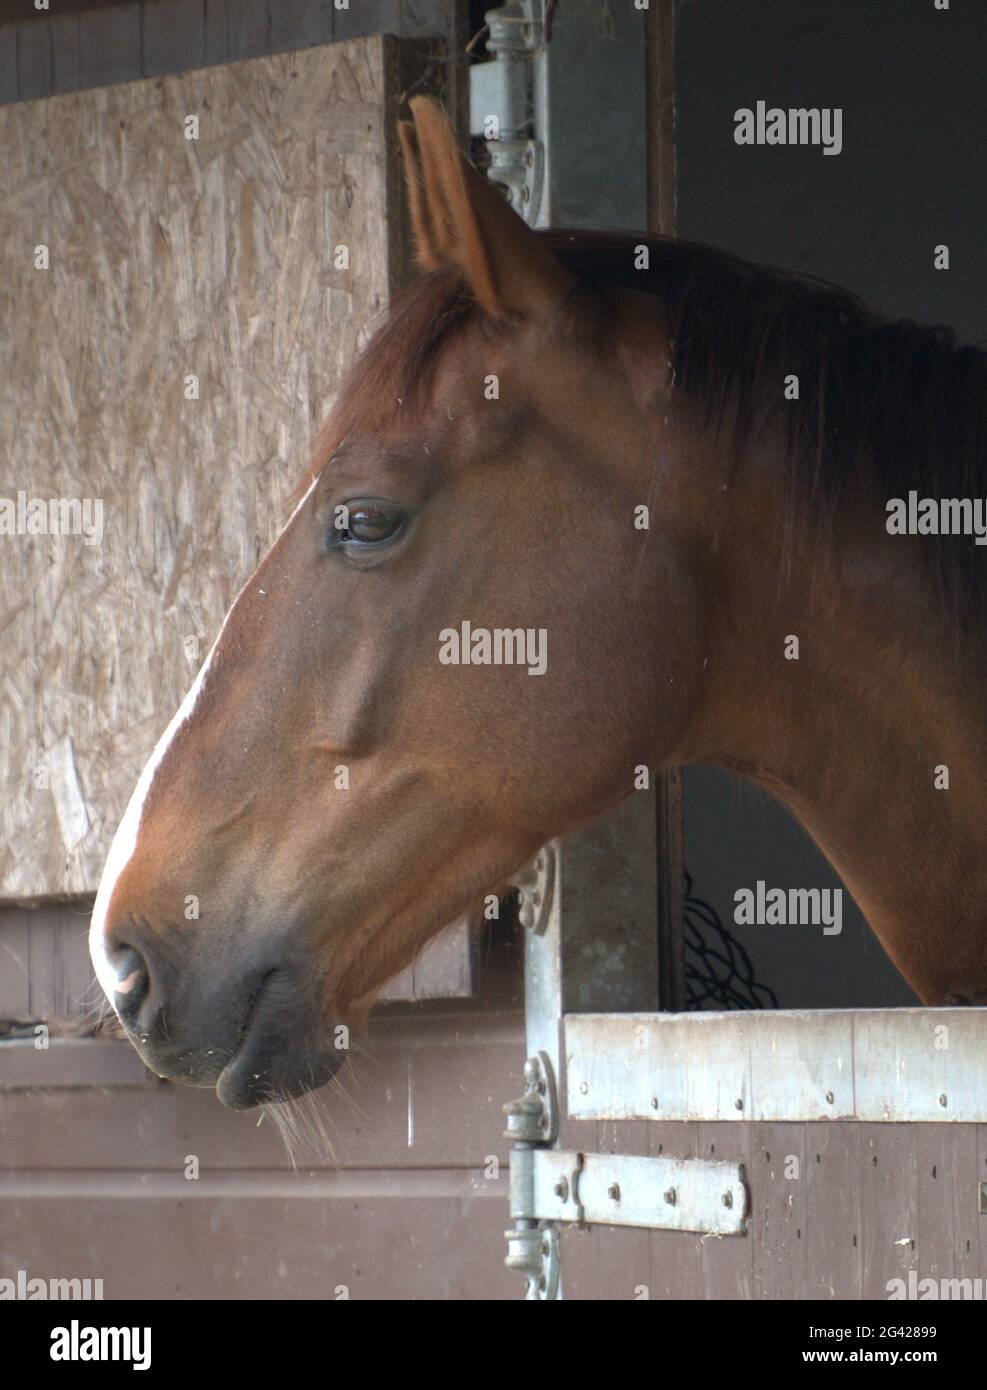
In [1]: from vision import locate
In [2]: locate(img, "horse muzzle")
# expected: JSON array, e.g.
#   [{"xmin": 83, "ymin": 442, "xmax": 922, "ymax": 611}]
[{"xmin": 104, "ymin": 936, "xmax": 344, "ymax": 1109}]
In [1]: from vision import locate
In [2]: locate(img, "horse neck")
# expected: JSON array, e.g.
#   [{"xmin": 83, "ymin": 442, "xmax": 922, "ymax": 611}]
[{"xmin": 672, "ymin": 447, "xmax": 987, "ymax": 1005}]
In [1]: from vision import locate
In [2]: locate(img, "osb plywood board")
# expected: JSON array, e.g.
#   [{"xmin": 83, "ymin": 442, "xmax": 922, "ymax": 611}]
[{"xmin": 0, "ymin": 37, "xmax": 410, "ymax": 899}]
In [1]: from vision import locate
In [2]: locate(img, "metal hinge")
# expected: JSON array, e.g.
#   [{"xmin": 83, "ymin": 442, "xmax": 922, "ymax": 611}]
[
  {"xmin": 513, "ymin": 1148, "xmax": 749, "ymax": 1235},
  {"xmin": 502, "ymin": 1051, "xmax": 749, "ymax": 1298},
  {"xmin": 503, "ymin": 1051, "xmax": 561, "ymax": 1299},
  {"xmin": 469, "ymin": 0, "xmax": 547, "ymax": 224}
]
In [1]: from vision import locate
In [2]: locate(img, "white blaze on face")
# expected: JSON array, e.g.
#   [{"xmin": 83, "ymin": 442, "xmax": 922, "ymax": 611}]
[
  {"xmin": 88, "ymin": 645, "xmax": 220, "ymax": 1005},
  {"xmin": 88, "ymin": 477, "xmax": 320, "ymax": 1008}
]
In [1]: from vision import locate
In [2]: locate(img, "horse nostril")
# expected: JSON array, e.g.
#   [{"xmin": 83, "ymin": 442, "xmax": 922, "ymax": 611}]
[{"xmin": 109, "ymin": 943, "xmax": 150, "ymax": 1020}]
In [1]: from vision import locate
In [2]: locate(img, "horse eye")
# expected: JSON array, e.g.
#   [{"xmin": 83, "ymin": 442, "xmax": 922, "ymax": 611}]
[{"xmin": 332, "ymin": 502, "xmax": 404, "ymax": 548}]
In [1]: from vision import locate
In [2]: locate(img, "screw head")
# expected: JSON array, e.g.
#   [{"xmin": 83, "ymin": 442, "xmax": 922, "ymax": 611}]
[{"xmin": 608, "ymin": 1184, "xmax": 620, "ymax": 1202}]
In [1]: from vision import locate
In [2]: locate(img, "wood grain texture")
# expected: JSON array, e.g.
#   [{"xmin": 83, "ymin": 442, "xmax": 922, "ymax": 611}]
[{"xmin": 0, "ymin": 38, "xmax": 404, "ymax": 900}]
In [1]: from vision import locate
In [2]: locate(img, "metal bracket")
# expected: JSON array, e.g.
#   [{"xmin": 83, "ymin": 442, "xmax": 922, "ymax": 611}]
[
  {"xmin": 486, "ymin": 0, "xmax": 547, "ymax": 53},
  {"xmin": 486, "ymin": 137, "xmax": 543, "ymax": 220},
  {"xmin": 502, "ymin": 1048, "xmax": 747, "ymax": 1295},
  {"xmin": 513, "ymin": 1149, "xmax": 749, "ymax": 1236},
  {"xmin": 504, "ymin": 1222, "xmax": 560, "ymax": 1301},
  {"xmin": 503, "ymin": 1050, "xmax": 558, "ymax": 1144},
  {"xmin": 511, "ymin": 843, "xmax": 555, "ymax": 935},
  {"xmin": 469, "ymin": 0, "xmax": 548, "ymax": 224}
]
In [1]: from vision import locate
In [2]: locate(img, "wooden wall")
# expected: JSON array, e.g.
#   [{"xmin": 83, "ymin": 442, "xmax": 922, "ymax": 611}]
[
  {"xmin": 559, "ymin": 1116, "xmax": 987, "ymax": 1300},
  {"xmin": 1, "ymin": 1008, "xmax": 525, "ymax": 1300},
  {"xmin": 0, "ymin": 0, "xmax": 464, "ymax": 106},
  {"xmin": 6, "ymin": 1033, "xmax": 986, "ymax": 1299},
  {"xmin": 0, "ymin": 33, "xmax": 439, "ymax": 900}
]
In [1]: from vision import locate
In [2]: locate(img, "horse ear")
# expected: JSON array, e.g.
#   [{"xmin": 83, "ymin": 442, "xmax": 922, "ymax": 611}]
[{"xmin": 401, "ymin": 96, "xmax": 574, "ymax": 321}]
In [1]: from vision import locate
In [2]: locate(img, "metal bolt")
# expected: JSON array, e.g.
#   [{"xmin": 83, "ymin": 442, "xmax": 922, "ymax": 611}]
[
  {"xmin": 608, "ymin": 1184, "xmax": 620, "ymax": 1202},
  {"xmin": 651, "ymin": 1096, "xmax": 659, "ymax": 1109},
  {"xmin": 939, "ymin": 1093, "xmax": 948, "ymax": 1108},
  {"xmin": 722, "ymin": 1191, "xmax": 733, "ymax": 1208},
  {"xmin": 735, "ymin": 1098, "xmax": 744, "ymax": 1111},
  {"xmin": 579, "ymin": 1081, "xmax": 589, "ymax": 1095},
  {"xmin": 554, "ymin": 1178, "xmax": 569, "ymax": 1202},
  {"xmin": 825, "ymin": 1091, "xmax": 834, "ymax": 1104},
  {"xmin": 663, "ymin": 1187, "xmax": 677, "ymax": 1206}
]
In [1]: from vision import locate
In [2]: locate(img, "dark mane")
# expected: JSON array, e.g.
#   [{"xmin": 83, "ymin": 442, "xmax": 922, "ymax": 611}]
[{"xmin": 313, "ymin": 228, "xmax": 987, "ymax": 623}]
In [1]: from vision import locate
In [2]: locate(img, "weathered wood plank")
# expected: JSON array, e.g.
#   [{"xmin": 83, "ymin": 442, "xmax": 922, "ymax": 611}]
[
  {"xmin": 15, "ymin": 16, "xmax": 51, "ymax": 100},
  {"xmin": 2, "ymin": 1184, "xmax": 516, "ymax": 1299},
  {"xmin": 566, "ymin": 1009, "xmax": 987, "ymax": 1123},
  {"xmin": 140, "ymin": 0, "xmax": 207, "ymax": 78},
  {"xmin": 0, "ymin": 1015, "xmax": 523, "ymax": 1172},
  {"xmin": 267, "ymin": 0, "xmax": 334, "ymax": 53},
  {"xmin": 25, "ymin": 903, "xmax": 92, "ymax": 1018},
  {"xmin": 859, "ymin": 1123, "xmax": 919, "ymax": 1299},
  {"xmin": 202, "ymin": 0, "xmax": 230, "ymax": 67},
  {"xmin": 0, "ymin": 1037, "xmax": 150, "ymax": 1087},
  {"xmin": 0, "ymin": 907, "xmax": 31, "ymax": 1018},
  {"xmin": 698, "ymin": 1121, "xmax": 753, "ymax": 1298},
  {"xmin": 219, "ymin": 0, "xmax": 269, "ymax": 62},
  {"xmin": 77, "ymin": 1, "xmax": 140, "ymax": 88},
  {"xmin": 334, "ymin": 0, "xmax": 400, "ymax": 43},
  {"xmin": 802, "ymin": 1122, "xmax": 862, "ymax": 1299},
  {"xmin": 49, "ymin": 13, "xmax": 81, "ymax": 96},
  {"xmin": 0, "ymin": 25, "xmax": 16, "ymax": 103},
  {"xmin": 913, "ymin": 1123, "xmax": 982, "ymax": 1291}
]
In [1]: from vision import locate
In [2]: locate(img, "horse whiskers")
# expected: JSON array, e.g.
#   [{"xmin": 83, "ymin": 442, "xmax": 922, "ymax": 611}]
[
  {"xmin": 74, "ymin": 976, "xmax": 121, "ymax": 1035},
  {"xmin": 258, "ymin": 1088, "xmax": 341, "ymax": 1170},
  {"xmin": 342, "ymin": 1036, "xmax": 377, "ymax": 1065}
]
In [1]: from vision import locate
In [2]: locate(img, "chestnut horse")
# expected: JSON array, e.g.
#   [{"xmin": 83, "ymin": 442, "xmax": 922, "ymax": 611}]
[{"xmin": 90, "ymin": 98, "xmax": 987, "ymax": 1109}]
